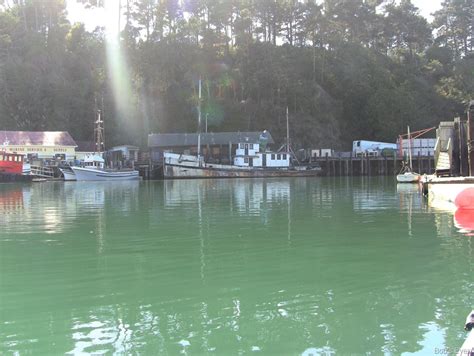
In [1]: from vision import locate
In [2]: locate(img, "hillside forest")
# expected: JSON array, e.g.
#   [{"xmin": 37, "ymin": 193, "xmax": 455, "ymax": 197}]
[{"xmin": 0, "ymin": 0, "xmax": 472, "ymax": 150}]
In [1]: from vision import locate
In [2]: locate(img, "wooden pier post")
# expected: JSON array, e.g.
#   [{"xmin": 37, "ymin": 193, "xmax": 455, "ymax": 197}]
[
  {"xmin": 428, "ymin": 151, "xmax": 432, "ymax": 173},
  {"xmin": 367, "ymin": 155, "xmax": 371, "ymax": 176},
  {"xmin": 418, "ymin": 152, "xmax": 421, "ymax": 173},
  {"xmin": 467, "ymin": 101, "xmax": 474, "ymax": 175},
  {"xmin": 393, "ymin": 152, "xmax": 398, "ymax": 175},
  {"xmin": 326, "ymin": 153, "xmax": 330, "ymax": 176},
  {"xmin": 350, "ymin": 153, "xmax": 353, "ymax": 176}
]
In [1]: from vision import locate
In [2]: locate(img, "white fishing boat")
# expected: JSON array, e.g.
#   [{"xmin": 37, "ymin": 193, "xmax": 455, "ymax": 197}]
[
  {"xmin": 72, "ymin": 166, "xmax": 140, "ymax": 181},
  {"xmin": 69, "ymin": 111, "xmax": 140, "ymax": 181},
  {"xmin": 397, "ymin": 126, "xmax": 420, "ymax": 183},
  {"xmin": 70, "ymin": 153, "xmax": 139, "ymax": 181},
  {"xmin": 60, "ymin": 154, "xmax": 105, "ymax": 181}
]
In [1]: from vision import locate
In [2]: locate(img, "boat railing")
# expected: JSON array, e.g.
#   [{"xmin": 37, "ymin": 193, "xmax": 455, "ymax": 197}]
[{"xmin": 30, "ymin": 165, "xmax": 55, "ymax": 178}]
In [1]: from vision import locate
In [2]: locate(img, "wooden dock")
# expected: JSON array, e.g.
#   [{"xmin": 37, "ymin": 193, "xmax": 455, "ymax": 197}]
[{"xmin": 312, "ymin": 153, "xmax": 434, "ymax": 176}]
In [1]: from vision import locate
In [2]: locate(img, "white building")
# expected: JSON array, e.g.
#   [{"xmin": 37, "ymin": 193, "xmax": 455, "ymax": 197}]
[{"xmin": 0, "ymin": 131, "xmax": 77, "ymax": 160}]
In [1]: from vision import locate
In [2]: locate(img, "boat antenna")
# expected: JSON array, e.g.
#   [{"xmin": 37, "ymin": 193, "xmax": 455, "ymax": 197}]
[
  {"xmin": 197, "ymin": 77, "xmax": 202, "ymax": 163},
  {"xmin": 285, "ymin": 107, "xmax": 300, "ymax": 165}
]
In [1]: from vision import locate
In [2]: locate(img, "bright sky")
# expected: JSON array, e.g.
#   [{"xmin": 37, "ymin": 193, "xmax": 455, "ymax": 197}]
[
  {"xmin": 66, "ymin": 0, "xmax": 444, "ymax": 32},
  {"xmin": 411, "ymin": 0, "xmax": 443, "ymax": 21}
]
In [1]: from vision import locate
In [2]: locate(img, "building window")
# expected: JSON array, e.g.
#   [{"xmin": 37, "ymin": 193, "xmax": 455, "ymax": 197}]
[
  {"xmin": 271, "ymin": 154, "xmax": 275, "ymax": 160},
  {"xmin": 283, "ymin": 154, "xmax": 287, "ymax": 160},
  {"xmin": 245, "ymin": 144, "xmax": 248, "ymax": 149},
  {"xmin": 277, "ymin": 154, "xmax": 281, "ymax": 160},
  {"xmin": 240, "ymin": 143, "xmax": 244, "ymax": 149},
  {"xmin": 250, "ymin": 143, "xmax": 253, "ymax": 149},
  {"xmin": 244, "ymin": 157, "xmax": 249, "ymax": 163}
]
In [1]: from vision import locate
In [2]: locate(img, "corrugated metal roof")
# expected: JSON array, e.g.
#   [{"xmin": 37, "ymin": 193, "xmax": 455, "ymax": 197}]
[
  {"xmin": 148, "ymin": 132, "xmax": 274, "ymax": 148},
  {"xmin": 0, "ymin": 131, "xmax": 77, "ymax": 147}
]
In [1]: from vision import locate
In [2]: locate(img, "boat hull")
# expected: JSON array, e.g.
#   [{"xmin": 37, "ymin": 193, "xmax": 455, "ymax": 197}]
[
  {"xmin": 424, "ymin": 177, "xmax": 474, "ymax": 209},
  {"xmin": 71, "ymin": 167, "xmax": 140, "ymax": 181},
  {"xmin": 164, "ymin": 163, "xmax": 321, "ymax": 179},
  {"xmin": 396, "ymin": 172, "xmax": 420, "ymax": 183},
  {"xmin": 59, "ymin": 168, "xmax": 76, "ymax": 181}
]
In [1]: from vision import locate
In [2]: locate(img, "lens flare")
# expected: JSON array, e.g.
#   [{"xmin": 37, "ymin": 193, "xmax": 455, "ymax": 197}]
[{"xmin": 104, "ymin": 0, "xmax": 133, "ymax": 131}]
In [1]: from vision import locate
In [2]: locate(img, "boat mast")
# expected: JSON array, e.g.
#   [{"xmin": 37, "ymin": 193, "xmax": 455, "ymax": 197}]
[
  {"xmin": 286, "ymin": 106, "xmax": 290, "ymax": 152},
  {"xmin": 408, "ymin": 126, "xmax": 412, "ymax": 170},
  {"xmin": 94, "ymin": 109, "xmax": 105, "ymax": 153},
  {"xmin": 197, "ymin": 77, "xmax": 202, "ymax": 161}
]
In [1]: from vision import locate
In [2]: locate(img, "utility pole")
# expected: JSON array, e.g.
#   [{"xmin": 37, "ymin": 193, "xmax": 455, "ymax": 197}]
[
  {"xmin": 468, "ymin": 101, "xmax": 474, "ymax": 176},
  {"xmin": 286, "ymin": 106, "xmax": 290, "ymax": 152},
  {"xmin": 197, "ymin": 78, "xmax": 202, "ymax": 161}
]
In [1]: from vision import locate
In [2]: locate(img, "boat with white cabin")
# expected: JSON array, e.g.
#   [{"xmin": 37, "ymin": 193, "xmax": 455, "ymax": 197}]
[
  {"xmin": 65, "ymin": 110, "xmax": 140, "ymax": 181},
  {"xmin": 163, "ymin": 79, "xmax": 320, "ymax": 179},
  {"xmin": 59, "ymin": 154, "xmax": 105, "ymax": 181},
  {"xmin": 70, "ymin": 154, "xmax": 140, "ymax": 181},
  {"xmin": 163, "ymin": 141, "xmax": 321, "ymax": 179}
]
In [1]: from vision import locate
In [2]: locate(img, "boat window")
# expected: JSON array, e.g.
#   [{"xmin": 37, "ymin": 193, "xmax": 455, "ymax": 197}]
[
  {"xmin": 250, "ymin": 144, "xmax": 253, "ymax": 149},
  {"xmin": 240, "ymin": 143, "xmax": 244, "ymax": 149},
  {"xmin": 245, "ymin": 144, "xmax": 248, "ymax": 149},
  {"xmin": 277, "ymin": 154, "xmax": 281, "ymax": 160},
  {"xmin": 271, "ymin": 154, "xmax": 275, "ymax": 160},
  {"xmin": 283, "ymin": 154, "xmax": 287, "ymax": 160},
  {"xmin": 244, "ymin": 157, "xmax": 249, "ymax": 163}
]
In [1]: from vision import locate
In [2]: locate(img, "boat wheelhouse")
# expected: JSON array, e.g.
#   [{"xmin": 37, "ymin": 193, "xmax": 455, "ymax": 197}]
[{"xmin": 233, "ymin": 142, "xmax": 290, "ymax": 168}]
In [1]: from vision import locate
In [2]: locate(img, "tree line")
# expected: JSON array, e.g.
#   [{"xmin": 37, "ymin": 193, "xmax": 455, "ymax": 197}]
[{"xmin": 0, "ymin": 0, "xmax": 472, "ymax": 149}]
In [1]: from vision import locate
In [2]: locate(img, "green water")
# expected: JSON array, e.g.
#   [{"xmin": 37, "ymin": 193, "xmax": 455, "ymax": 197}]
[{"xmin": 0, "ymin": 178, "xmax": 472, "ymax": 355}]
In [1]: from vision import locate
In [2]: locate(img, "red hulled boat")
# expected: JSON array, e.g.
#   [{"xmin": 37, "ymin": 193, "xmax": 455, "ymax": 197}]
[{"xmin": 0, "ymin": 151, "xmax": 24, "ymax": 175}]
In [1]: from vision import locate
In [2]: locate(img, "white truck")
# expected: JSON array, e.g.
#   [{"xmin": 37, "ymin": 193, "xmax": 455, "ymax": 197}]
[{"xmin": 352, "ymin": 140, "xmax": 397, "ymax": 157}]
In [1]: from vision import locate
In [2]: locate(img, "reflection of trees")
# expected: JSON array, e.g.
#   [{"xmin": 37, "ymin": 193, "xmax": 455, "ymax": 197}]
[{"xmin": 1, "ymin": 178, "xmax": 473, "ymax": 354}]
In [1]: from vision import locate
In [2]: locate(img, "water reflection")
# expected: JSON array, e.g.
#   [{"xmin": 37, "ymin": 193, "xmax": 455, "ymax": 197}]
[
  {"xmin": 428, "ymin": 190, "xmax": 474, "ymax": 237},
  {"xmin": 0, "ymin": 178, "xmax": 473, "ymax": 354}
]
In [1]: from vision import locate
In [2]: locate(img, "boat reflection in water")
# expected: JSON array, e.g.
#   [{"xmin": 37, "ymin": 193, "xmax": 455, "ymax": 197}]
[
  {"xmin": 454, "ymin": 209, "xmax": 474, "ymax": 235},
  {"xmin": 427, "ymin": 190, "xmax": 474, "ymax": 236}
]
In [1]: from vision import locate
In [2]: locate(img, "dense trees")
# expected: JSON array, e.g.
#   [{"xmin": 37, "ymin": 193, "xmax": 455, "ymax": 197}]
[{"xmin": 0, "ymin": 0, "xmax": 472, "ymax": 149}]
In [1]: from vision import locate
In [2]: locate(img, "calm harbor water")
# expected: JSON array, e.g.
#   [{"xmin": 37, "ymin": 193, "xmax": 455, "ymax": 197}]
[{"xmin": 0, "ymin": 178, "xmax": 473, "ymax": 355}]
